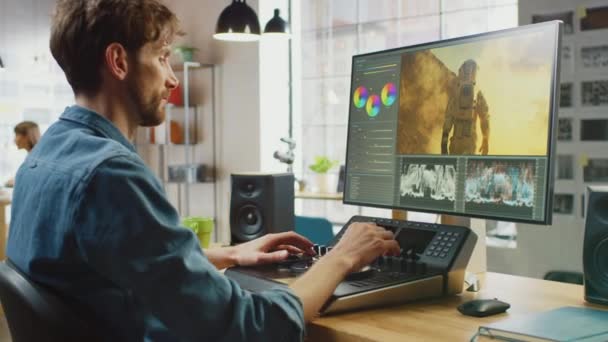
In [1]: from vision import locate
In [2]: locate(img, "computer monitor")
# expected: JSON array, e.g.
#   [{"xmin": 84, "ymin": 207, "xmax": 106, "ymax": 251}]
[{"xmin": 344, "ymin": 21, "xmax": 562, "ymax": 225}]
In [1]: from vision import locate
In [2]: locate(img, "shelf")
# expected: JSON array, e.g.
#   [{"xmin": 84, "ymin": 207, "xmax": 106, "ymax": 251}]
[
  {"xmin": 295, "ymin": 191, "xmax": 343, "ymax": 200},
  {"xmin": 134, "ymin": 60, "xmax": 218, "ymax": 218},
  {"xmin": 171, "ymin": 62, "xmax": 214, "ymax": 72}
]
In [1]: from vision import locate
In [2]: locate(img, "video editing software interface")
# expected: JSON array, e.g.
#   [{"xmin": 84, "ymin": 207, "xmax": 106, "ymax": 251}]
[{"xmin": 344, "ymin": 22, "xmax": 561, "ymax": 224}]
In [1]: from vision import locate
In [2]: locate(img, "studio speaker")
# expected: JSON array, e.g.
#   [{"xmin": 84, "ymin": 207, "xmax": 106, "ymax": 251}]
[
  {"xmin": 583, "ymin": 185, "xmax": 608, "ymax": 305},
  {"xmin": 230, "ymin": 173, "xmax": 295, "ymax": 244}
]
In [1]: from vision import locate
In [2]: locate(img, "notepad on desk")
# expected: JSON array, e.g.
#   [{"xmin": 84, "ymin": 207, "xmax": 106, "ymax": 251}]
[{"xmin": 476, "ymin": 306, "xmax": 608, "ymax": 341}]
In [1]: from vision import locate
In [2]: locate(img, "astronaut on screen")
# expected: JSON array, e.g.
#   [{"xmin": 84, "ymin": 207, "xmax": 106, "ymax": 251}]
[{"xmin": 441, "ymin": 59, "xmax": 490, "ymax": 155}]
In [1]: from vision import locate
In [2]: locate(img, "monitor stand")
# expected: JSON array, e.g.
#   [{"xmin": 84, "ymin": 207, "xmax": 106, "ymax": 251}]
[{"xmin": 442, "ymin": 215, "xmax": 487, "ymax": 276}]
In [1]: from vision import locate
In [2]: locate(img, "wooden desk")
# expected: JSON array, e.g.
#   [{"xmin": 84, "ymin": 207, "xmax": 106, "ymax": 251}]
[
  {"xmin": 295, "ymin": 192, "xmax": 343, "ymax": 201},
  {"xmin": 307, "ymin": 272, "xmax": 605, "ymax": 341}
]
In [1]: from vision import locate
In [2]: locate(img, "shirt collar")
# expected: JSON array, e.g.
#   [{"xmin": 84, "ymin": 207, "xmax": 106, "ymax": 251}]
[{"xmin": 59, "ymin": 105, "xmax": 137, "ymax": 153}]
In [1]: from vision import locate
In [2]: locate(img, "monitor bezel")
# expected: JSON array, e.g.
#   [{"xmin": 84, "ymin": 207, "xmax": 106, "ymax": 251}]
[{"xmin": 343, "ymin": 21, "xmax": 562, "ymax": 225}]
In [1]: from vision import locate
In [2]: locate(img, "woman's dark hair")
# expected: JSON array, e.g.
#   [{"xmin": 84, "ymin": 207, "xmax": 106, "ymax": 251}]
[{"xmin": 14, "ymin": 121, "xmax": 40, "ymax": 150}]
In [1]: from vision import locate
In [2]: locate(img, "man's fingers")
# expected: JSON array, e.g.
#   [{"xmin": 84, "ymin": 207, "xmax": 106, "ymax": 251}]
[
  {"xmin": 377, "ymin": 229, "xmax": 394, "ymax": 240},
  {"xmin": 374, "ymin": 225, "xmax": 387, "ymax": 234},
  {"xmin": 257, "ymin": 250, "xmax": 289, "ymax": 264},
  {"xmin": 268, "ymin": 231, "xmax": 315, "ymax": 249},
  {"xmin": 274, "ymin": 245, "xmax": 304, "ymax": 255},
  {"xmin": 383, "ymin": 240, "xmax": 401, "ymax": 256}
]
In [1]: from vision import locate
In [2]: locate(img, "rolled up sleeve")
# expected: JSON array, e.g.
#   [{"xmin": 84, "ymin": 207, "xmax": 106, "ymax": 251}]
[{"xmin": 74, "ymin": 154, "xmax": 305, "ymax": 341}]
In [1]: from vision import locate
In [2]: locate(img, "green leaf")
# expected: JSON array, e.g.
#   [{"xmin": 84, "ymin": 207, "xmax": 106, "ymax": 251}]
[{"xmin": 308, "ymin": 155, "xmax": 339, "ymax": 174}]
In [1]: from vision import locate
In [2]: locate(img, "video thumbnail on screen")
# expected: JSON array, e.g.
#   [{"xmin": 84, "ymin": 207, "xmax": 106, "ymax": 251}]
[
  {"xmin": 395, "ymin": 29, "xmax": 556, "ymax": 157},
  {"xmin": 465, "ymin": 159, "xmax": 536, "ymax": 207},
  {"xmin": 399, "ymin": 159, "xmax": 457, "ymax": 210}
]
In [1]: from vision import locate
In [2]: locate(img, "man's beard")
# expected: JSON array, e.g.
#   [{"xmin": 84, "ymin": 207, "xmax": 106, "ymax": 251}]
[{"xmin": 126, "ymin": 76, "xmax": 166, "ymax": 127}]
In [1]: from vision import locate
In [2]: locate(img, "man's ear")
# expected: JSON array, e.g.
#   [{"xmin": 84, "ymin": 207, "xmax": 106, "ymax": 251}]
[{"xmin": 104, "ymin": 43, "xmax": 129, "ymax": 81}]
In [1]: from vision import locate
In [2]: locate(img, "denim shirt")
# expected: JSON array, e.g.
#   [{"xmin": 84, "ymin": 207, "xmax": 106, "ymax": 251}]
[{"xmin": 7, "ymin": 105, "xmax": 304, "ymax": 341}]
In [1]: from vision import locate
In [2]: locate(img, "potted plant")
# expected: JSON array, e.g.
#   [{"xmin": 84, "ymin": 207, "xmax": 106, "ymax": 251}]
[
  {"xmin": 173, "ymin": 46, "xmax": 199, "ymax": 62},
  {"xmin": 309, "ymin": 156, "xmax": 339, "ymax": 193}
]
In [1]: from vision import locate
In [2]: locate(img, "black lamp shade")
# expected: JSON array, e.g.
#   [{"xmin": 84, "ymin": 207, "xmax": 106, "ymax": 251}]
[
  {"xmin": 214, "ymin": 0, "xmax": 261, "ymax": 42},
  {"xmin": 264, "ymin": 9, "xmax": 289, "ymax": 34}
]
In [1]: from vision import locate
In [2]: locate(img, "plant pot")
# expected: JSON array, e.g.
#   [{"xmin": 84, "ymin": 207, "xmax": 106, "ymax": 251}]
[
  {"xmin": 175, "ymin": 48, "xmax": 197, "ymax": 62},
  {"xmin": 315, "ymin": 173, "xmax": 330, "ymax": 193}
]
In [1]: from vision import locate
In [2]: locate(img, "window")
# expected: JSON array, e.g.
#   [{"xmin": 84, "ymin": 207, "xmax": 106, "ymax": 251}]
[{"xmin": 292, "ymin": 0, "xmax": 518, "ymax": 224}]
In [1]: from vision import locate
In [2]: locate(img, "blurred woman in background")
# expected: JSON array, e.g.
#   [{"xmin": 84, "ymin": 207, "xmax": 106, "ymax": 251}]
[
  {"xmin": 13, "ymin": 121, "xmax": 40, "ymax": 152},
  {"xmin": 4, "ymin": 121, "xmax": 40, "ymax": 187}
]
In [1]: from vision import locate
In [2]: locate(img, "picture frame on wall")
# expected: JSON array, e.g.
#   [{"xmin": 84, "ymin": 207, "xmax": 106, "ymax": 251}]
[
  {"xmin": 581, "ymin": 80, "xmax": 608, "ymax": 107},
  {"xmin": 560, "ymin": 83, "xmax": 573, "ymax": 108},
  {"xmin": 583, "ymin": 158, "xmax": 608, "ymax": 182},
  {"xmin": 532, "ymin": 11, "xmax": 574, "ymax": 34},
  {"xmin": 581, "ymin": 45, "xmax": 608, "ymax": 70},
  {"xmin": 553, "ymin": 193, "xmax": 574, "ymax": 215},
  {"xmin": 580, "ymin": 5, "xmax": 608, "ymax": 31},
  {"xmin": 581, "ymin": 119, "xmax": 608, "ymax": 141},
  {"xmin": 558, "ymin": 118, "xmax": 573, "ymax": 141}
]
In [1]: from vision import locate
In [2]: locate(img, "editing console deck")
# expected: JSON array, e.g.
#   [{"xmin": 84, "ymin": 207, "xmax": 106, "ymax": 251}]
[{"xmin": 225, "ymin": 215, "xmax": 477, "ymax": 314}]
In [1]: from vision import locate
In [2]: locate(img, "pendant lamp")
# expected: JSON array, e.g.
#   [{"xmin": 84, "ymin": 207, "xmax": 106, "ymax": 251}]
[
  {"xmin": 214, "ymin": 0, "xmax": 261, "ymax": 42},
  {"xmin": 263, "ymin": 9, "xmax": 290, "ymax": 38}
]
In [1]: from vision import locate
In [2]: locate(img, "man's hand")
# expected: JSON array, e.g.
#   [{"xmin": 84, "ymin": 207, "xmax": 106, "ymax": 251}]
[
  {"xmin": 233, "ymin": 232, "xmax": 315, "ymax": 266},
  {"xmin": 290, "ymin": 222, "xmax": 400, "ymax": 321},
  {"xmin": 328, "ymin": 222, "xmax": 401, "ymax": 273}
]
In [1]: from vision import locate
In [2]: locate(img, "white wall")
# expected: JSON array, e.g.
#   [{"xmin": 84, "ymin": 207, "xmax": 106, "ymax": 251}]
[
  {"xmin": 259, "ymin": 1, "xmax": 291, "ymax": 173},
  {"xmin": 487, "ymin": 0, "xmax": 608, "ymax": 279}
]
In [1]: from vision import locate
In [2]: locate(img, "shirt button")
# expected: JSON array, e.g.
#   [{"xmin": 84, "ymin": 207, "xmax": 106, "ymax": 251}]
[{"xmin": 29, "ymin": 162, "xmax": 38, "ymax": 168}]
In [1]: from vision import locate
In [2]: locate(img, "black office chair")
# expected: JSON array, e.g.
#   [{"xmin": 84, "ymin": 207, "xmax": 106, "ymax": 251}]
[{"xmin": 0, "ymin": 259, "xmax": 101, "ymax": 342}]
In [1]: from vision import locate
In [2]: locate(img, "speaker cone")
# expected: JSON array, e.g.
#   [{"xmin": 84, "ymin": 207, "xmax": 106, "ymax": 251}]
[{"xmin": 237, "ymin": 204, "xmax": 263, "ymax": 236}]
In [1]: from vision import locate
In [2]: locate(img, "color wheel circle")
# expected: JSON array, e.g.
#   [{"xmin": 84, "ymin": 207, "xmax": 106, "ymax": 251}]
[
  {"xmin": 353, "ymin": 86, "xmax": 368, "ymax": 108},
  {"xmin": 381, "ymin": 82, "xmax": 397, "ymax": 106},
  {"xmin": 366, "ymin": 95, "xmax": 381, "ymax": 117}
]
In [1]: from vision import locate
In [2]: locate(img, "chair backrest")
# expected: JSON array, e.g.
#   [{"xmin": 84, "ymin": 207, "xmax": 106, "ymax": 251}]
[
  {"xmin": 295, "ymin": 215, "xmax": 335, "ymax": 245},
  {"xmin": 0, "ymin": 260, "xmax": 100, "ymax": 342}
]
